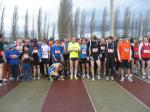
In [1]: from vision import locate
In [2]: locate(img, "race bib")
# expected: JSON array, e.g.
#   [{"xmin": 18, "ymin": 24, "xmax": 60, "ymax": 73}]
[
  {"xmin": 101, "ymin": 46, "xmax": 105, "ymax": 50},
  {"xmin": 82, "ymin": 50, "xmax": 86, "ymax": 54},
  {"xmin": 24, "ymin": 54, "xmax": 29, "ymax": 58},
  {"xmin": 92, "ymin": 48, "xmax": 98, "ymax": 53},
  {"xmin": 108, "ymin": 49, "xmax": 114, "ymax": 53},
  {"xmin": 124, "ymin": 48, "xmax": 129, "ymax": 52},
  {"xmin": 55, "ymin": 50, "xmax": 60, "ymax": 54},
  {"xmin": 144, "ymin": 50, "xmax": 150, "ymax": 53},
  {"xmin": 33, "ymin": 50, "xmax": 38, "ymax": 53}
]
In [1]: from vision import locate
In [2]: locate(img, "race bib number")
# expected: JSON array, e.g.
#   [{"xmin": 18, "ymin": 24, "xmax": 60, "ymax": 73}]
[
  {"xmin": 42, "ymin": 48, "xmax": 47, "ymax": 55},
  {"xmin": 124, "ymin": 48, "xmax": 129, "ymax": 52},
  {"xmin": 92, "ymin": 48, "xmax": 98, "ymax": 53},
  {"xmin": 33, "ymin": 50, "xmax": 38, "ymax": 53},
  {"xmin": 108, "ymin": 49, "xmax": 114, "ymax": 53},
  {"xmin": 101, "ymin": 46, "xmax": 105, "ymax": 50},
  {"xmin": 55, "ymin": 50, "xmax": 60, "ymax": 54},
  {"xmin": 144, "ymin": 50, "xmax": 150, "ymax": 53},
  {"xmin": 24, "ymin": 54, "xmax": 29, "ymax": 58},
  {"xmin": 82, "ymin": 50, "xmax": 86, "ymax": 54}
]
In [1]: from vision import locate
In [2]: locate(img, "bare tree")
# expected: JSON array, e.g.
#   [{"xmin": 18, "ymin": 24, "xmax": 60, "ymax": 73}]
[
  {"xmin": 137, "ymin": 12, "xmax": 143, "ymax": 37},
  {"xmin": 130, "ymin": 13, "xmax": 135, "ymax": 38},
  {"xmin": 90, "ymin": 9, "xmax": 96, "ymax": 37},
  {"xmin": 80, "ymin": 10, "xmax": 86, "ymax": 37},
  {"xmin": 142, "ymin": 11, "xmax": 150, "ymax": 36},
  {"xmin": 46, "ymin": 24, "xmax": 50, "ymax": 39},
  {"xmin": 74, "ymin": 8, "xmax": 80, "ymax": 37},
  {"xmin": 37, "ymin": 7, "xmax": 43, "ymax": 40},
  {"xmin": 31, "ymin": 14, "xmax": 35, "ymax": 39},
  {"xmin": 58, "ymin": 0, "xmax": 73, "ymax": 38},
  {"xmin": 114, "ymin": 8, "xmax": 120, "ymax": 37},
  {"xmin": 52, "ymin": 23, "xmax": 56, "ymax": 39},
  {"xmin": 123, "ymin": 7, "xmax": 131, "ymax": 37},
  {"xmin": 43, "ymin": 12, "xmax": 47, "ymax": 39},
  {"xmin": 101, "ymin": 7, "xmax": 107, "ymax": 38},
  {"xmin": 24, "ymin": 9, "xmax": 29, "ymax": 38},
  {"xmin": 0, "ymin": 6, "xmax": 5, "ymax": 35},
  {"xmin": 11, "ymin": 6, "xmax": 19, "ymax": 40}
]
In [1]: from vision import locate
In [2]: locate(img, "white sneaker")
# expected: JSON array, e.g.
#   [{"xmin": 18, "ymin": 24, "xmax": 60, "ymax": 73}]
[
  {"xmin": 38, "ymin": 77, "xmax": 40, "ymax": 80},
  {"xmin": 97, "ymin": 75, "xmax": 101, "ymax": 80},
  {"xmin": 3, "ymin": 78, "xmax": 7, "ymax": 82},
  {"xmin": 147, "ymin": 75, "xmax": 150, "ymax": 80},
  {"xmin": 70, "ymin": 75, "xmax": 73, "ymax": 80},
  {"xmin": 125, "ymin": 74, "xmax": 128, "ymax": 78},
  {"xmin": 9, "ymin": 77, "xmax": 13, "ymax": 80},
  {"xmin": 82, "ymin": 74, "xmax": 85, "ymax": 79},
  {"xmin": 106, "ymin": 77, "xmax": 109, "ymax": 81},
  {"xmin": 111, "ymin": 76, "xmax": 114, "ymax": 81},
  {"xmin": 142, "ymin": 76, "xmax": 146, "ymax": 80},
  {"xmin": 0, "ymin": 83, "xmax": 3, "ymax": 87},
  {"xmin": 128, "ymin": 77, "xmax": 133, "ymax": 83},
  {"xmin": 33, "ymin": 77, "xmax": 36, "ymax": 80},
  {"xmin": 92, "ymin": 77, "xmax": 95, "ymax": 82},
  {"xmin": 86, "ymin": 74, "xmax": 90, "ymax": 79},
  {"xmin": 120, "ymin": 77, "xmax": 125, "ymax": 82},
  {"xmin": 74, "ymin": 76, "xmax": 78, "ymax": 80}
]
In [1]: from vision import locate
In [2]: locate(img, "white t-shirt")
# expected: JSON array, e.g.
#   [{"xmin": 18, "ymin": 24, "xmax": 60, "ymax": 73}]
[{"xmin": 41, "ymin": 44, "xmax": 50, "ymax": 59}]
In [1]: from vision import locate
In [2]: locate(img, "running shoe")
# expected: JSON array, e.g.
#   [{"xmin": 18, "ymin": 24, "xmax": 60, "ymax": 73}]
[
  {"xmin": 97, "ymin": 75, "xmax": 101, "ymax": 80},
  {"xmin": 106, "ymin": 77, "xmax": 109, "ymax": 81},
  {"xmin": 86, "ymin": 74, "xmax": 90, "ymax": 79},
  {"xmin": 120, "ymin": 77, "xmax": 125, "ymax": 82},
  {"xmin": 92, "ymin": 77, "xmax": 95, "ymax": 82},
  {"xmin": 0, "ymin": 83, "xmax": 3, "ymax": 87},
  {"xmin": 111, "ymin": 76, "xmax": 114, "ymax": 81},
  {"xmin": 82, "ymin": 74, "xmax": 85, "ymax": 79}
]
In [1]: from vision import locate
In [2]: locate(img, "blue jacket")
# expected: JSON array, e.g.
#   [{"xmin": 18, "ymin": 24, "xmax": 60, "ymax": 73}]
[
  {"xmin": 80, "ymin": 44, "xmax": 88, "ymax": 59},
  {"xmin": 52, "ymin": 45, "xmax": 64, "ymax": 59},
  {"xmin": 4, "ymin": 49, "xmax": 10, "ymax": 63},
  {"xmin": 8, "ymin": 49, "xmax": 20, "ymax": 65}
]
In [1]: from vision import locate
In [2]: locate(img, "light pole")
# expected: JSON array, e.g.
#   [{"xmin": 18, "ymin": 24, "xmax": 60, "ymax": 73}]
[{"xmin": 110, "ymin": 0, "xmax": 115, "ymax": 36}]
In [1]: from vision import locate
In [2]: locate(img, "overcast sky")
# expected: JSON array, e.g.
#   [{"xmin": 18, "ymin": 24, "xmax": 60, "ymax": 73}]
[{"xmin": 0, "ymin": 0, "xmax": 150, "ymax": 36}]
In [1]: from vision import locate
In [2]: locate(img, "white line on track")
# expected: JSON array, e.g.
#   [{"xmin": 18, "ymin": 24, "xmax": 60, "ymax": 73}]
[
  {"xmin": 114, "ymin": 81, "xmax": 150, "ymax": 111},
  {"xmin": 82, "ymin": 79, "xmax": 97, "ymax": 112}
]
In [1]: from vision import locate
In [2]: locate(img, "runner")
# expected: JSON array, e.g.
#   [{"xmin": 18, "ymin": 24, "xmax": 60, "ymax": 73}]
[
  {"xmin": 0, "ymin": 34, "xmax": 6, "ymax": 86},
  {"xmin": 139, "ymin": 36, "xmax": 150, "ymax": 79},
  {"xmin": 80, "ymin": 38, "xmax": 90, "ymax": 79},
  {"xmin": 105, "ymin": 36, "xmax": 116, "ymax": 81},
  {"xmin": 40, "ymin": 39, "xmax": 50, "ymax": 77},
  {"xmin": 51, "ymin": 40, "xmax": 64, "ymax": 63},
  {"xmin": 31, "ymin": 39, "xmax": 41, "ymax": 80},
  {"xmin": 99, "ymin": 38, "xmax": 106, "ymax": 76},
  {"xmin": 68, "ymin": 37, "xmax": 80, "ymax": 80},
  {"xmin": 87, "ymin": 35, "xmax": 101, "ymax": 81},
  {"xmin": 8, "ymin": 43, "xmax": 20, "ymax": 81},
  {"xmin": 133, "ymin": 39, "xmax": 139, "ymax": 75},
  {"xmin": 117, "ymin": 35, "xmax": 133, "ymax": 82},
  {"xmin": 48, "ymin": 63, "xmax": 63, "ymax": 81},
  {"xmin": 21, "ymin": 38, "xmax": 32, "ymax": 81}
]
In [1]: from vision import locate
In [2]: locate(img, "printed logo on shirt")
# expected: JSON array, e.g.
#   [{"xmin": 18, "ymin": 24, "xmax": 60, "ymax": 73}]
[{"xmin": 124, "ymin": 48, "xmax": 129, "ymax": 52}]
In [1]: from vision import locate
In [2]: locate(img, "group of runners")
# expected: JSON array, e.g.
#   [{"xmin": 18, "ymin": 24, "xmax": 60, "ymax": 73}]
[{"xmin": 0, "ymin": 33, "xmax": 150, "ymax": 86}]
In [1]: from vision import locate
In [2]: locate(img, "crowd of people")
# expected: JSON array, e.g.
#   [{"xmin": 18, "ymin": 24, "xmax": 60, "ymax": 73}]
[{"xmin": 0, "ymin": 33, "xmax": 150, "ymax": 86}]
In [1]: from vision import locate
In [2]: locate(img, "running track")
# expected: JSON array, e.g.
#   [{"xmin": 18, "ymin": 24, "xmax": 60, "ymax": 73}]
[
  {"xmin": 1, "ymin": 77, "xmax": 150, "ymax": 112},
  {"xmin": 115, "ymin": 76, "xmax": 150, "ymax": 108},
  {"xmin": 41, "ymin": 80, "xmax": 95, "ymax": 112},
  {"xmin": 0, "ymin": 81, "xmax": 19, "ymax": 97}
]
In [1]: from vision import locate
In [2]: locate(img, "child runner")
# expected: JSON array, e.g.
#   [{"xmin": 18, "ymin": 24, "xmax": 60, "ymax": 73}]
[{"xmin": 139, "ymin": 36, "xmax": 150, "ymax": 79}]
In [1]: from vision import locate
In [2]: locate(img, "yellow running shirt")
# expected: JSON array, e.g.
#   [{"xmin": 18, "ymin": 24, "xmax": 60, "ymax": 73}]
[{"xmin": 68, "ymin": 42, "xmax": 80, "ymax": 58}]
